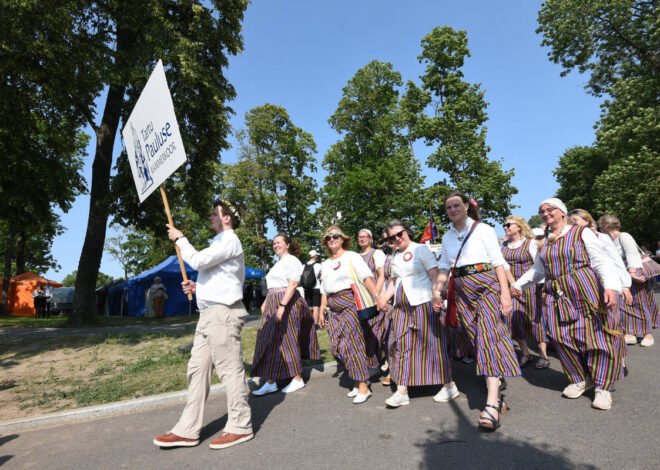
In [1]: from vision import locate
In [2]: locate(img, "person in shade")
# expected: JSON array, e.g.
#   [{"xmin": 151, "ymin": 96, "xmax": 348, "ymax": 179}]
[
  {"xmin": 318, "ymin": 225, "xmax": 380, "ymax": 404},
  {"xmin": 251, "ymin": 233, "xmax": 307, "ymax": 395},
  {"xmin": 357, "ymin": 228, "xmax": 389, "ymax": 368},
  {"xmin": 375, "ymin": 219, "xmax": 457, "ymax": 408},
  {"xmin": 502, "ymin": 216, "xmax": 550, "ymax": 369},
  {"xmin": 378, "ymin": 230, "xmax": 397, "ymax": 386},
  {"xmin": 598, "ymin": 214, "xmax": 660, "ymax": 348},
  {"xmin": 300, "ymin": 250, "xmax": 322, "ymax": 361},
  {"xmin": 436, "ymin": 192, "xmax": 520, "ymax": 431},
  {"xmin": 512, "ymin": 198, "xmax": 623, "ymax": 411},
  {"xmin": 568, "ymin": 209, "xmax": 633, "ymax": 376},
  {"xmin": 154, "ymin": 199, "xmax": 253, "ymax": 450}
]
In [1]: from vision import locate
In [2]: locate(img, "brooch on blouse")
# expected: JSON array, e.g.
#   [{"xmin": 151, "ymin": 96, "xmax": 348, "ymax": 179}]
[
  {"xmin": 333, "ymin": 261, "xmax": 341, "ymax": 270},
  {"xmin": 403, "ymin": 252, "xmax": 413, "ymax": 262}
]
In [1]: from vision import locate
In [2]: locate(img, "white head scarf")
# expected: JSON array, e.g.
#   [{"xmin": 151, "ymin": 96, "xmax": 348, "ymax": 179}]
[{"xmin": 541, "ymin": 198, "xmax": 567, "ymax": 215}]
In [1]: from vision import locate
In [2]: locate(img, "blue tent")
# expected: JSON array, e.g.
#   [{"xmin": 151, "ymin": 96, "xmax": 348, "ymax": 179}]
[{"xmin": 106, "ymin": 256, "xmax": 264, "ymax": 317}]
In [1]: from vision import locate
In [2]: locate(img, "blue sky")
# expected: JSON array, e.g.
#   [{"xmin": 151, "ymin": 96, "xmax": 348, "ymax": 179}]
[{"xmin": 46, "ymin": 0, "xmax": 602, "ymax": 282}]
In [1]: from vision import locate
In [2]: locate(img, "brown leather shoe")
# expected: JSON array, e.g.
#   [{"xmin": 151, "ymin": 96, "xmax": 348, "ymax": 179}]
[
  {"xmin": 153, "ymin": 432, "xmax": 199, "ymax": 447},
  {"xmin": 209, "ymin": 432, "xmax": 254, "ymax": 449}
]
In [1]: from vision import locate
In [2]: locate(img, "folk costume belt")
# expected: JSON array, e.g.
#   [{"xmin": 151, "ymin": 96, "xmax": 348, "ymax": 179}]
[{"xmin": 454, "ymin": 263, "xmax": 492, "ymax": 278}]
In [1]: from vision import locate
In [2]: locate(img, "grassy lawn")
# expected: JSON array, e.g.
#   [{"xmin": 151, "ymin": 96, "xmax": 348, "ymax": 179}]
[{"xmin": 0, "ymin": 326, "xmax": 331, "ymax": 420}]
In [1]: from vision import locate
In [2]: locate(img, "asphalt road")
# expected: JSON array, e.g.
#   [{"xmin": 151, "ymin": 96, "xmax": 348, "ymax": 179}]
[{"xmin": 2, "ymin": 335, "xmax": 659, "ymax": 469}]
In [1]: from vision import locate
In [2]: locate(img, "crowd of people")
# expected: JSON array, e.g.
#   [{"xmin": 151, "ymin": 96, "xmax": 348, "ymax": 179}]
[{"xmin": 153, "ymin": 194, "xmax": 660, "ymax": 449}]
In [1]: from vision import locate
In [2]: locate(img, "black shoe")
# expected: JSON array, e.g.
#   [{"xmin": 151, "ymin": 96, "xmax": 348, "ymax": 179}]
[{"xmin": 623, "ymin": 366, "xmax": 628, "ymax": 377}]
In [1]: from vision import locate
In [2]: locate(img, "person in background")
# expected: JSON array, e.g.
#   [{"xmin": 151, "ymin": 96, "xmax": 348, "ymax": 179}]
[
  {"xmin": 598, "ymin": 214, "xmax": 660, "ymax": 347},
  {"xmin": 149, "ymin": 277, "xmax": 167, "ymax": 318},
  {"xmin": 502, "ymin": 216, "xmax": 550, "ymax": 369},
  {"xmin": 154, "ymin": 198, "xmax": 253, "ymax": 450},
  {"xmin": 32, "ymin": 286, "xmax": 45, "ymax": 319},
  {"xmin": 44, "ymin": 282, "xmax": 53, "ymax": 318},
  {"xmin": 302, "ymin": 250, "xmax": 322, "ymax": 324},
  {"xmin": 299, "ymin": 250, "xmax": 322, "ymax": 363}
]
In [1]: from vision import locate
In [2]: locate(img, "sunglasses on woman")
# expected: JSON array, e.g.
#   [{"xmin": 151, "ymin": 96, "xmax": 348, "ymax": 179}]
[
  {"xmin": 385, "ymin": 230, "xmax": 406, "ymax": 242},
  {"xmin": 324, "ymin": 233, "xmax": 343, "ymax": 241},
  {"xmin": 503, "ymin": 223, "xmax": 514, "ymax": 229}
]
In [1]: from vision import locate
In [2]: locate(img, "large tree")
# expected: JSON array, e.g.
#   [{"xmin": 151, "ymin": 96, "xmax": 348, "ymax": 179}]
[
  {"xmin": 7, "ymin": 1, "xmax": 248, "ymax": 324},
  {"xmin": 321, "ymin": 60, "xmax": 426, "ymax": 239},
  {"xmin": 410, "ymin": 26, "xmax": 517, "ymax": 222},
  {"xmin": 223, "ymin": 104, "xmax": 318, "ymax": 268},
  {"xmin": 538, "ymin": 0, "xmax": 660, "ymax": 243}
]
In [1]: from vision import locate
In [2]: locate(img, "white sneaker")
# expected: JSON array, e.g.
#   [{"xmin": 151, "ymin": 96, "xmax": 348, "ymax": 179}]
[
  {"xmin": 380, "ymin": 360, "xmax": 389, "ymax": 372},
  {"xmin": 282, "ymin": 378, "xmax": 305, "ymax": 394},
  {"xmin": 433, "ymin": 384, "xmax": 460, "ymax": 402},
  {"xmin": 352, "ymin": 390, "xmax": 372, "ymax": 404},
  {"xmin": 385, "ymin": 391, "xmax": 410, "ymax": 407},
  {"xmin": 625, "ymin": 335, "xmax": 638, "ymax": 345},
  {"xmin": 592, "ymin": 388, "xmax": 612, "ymax": 410},
  {"xmin": 640, "ymin": 336, "xmax": 655, "ymax": 347},
  {"xmin": 347, "ymin": 380, "xmax": 370, "ymax": 397},
  {"xmin": 252, "ymin": 381, "xmax": 278, "ymax": 396},
  {"xmin": 562, "ymin": 379, "xmax": 594, "ymax": 399}
]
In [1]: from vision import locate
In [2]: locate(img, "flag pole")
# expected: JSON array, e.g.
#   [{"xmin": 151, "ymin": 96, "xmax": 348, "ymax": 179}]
[{"xmin": 160, "ymin": 185, "xmax": 193, "ymax": 301}]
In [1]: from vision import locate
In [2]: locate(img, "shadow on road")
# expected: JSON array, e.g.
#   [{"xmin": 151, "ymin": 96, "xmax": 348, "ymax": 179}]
[{"xmin": 416, "ymin": 399, "xmax": 596, "ymax": 469}]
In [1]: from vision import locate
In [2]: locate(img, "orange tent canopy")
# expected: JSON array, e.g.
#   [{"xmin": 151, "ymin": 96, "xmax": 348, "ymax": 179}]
[{"xmin": 8, "ymin": 272, "xmax": 63, "ymax": 317}]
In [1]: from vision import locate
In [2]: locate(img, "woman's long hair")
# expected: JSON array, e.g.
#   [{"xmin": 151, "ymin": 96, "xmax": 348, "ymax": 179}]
[
  {"xmin": 275, "ymin": 233, "xmax": 301, "ymax": 257},
  {"xmin": 444, "ymin": 191, "xmax": 480, "ymax": 221}
]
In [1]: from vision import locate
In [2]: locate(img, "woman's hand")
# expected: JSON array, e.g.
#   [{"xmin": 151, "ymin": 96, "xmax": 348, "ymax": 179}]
[
  {"xmin": 629, "ymin": 269, "xmax": 645, "ymax": 283},
  {"xmin": 432, "ymin": 291, "xmax": 443, "ymax": 312},
  {"xmin": 500, "ymin": 291, "xmax": 513, "ymax": 317},
  {"xmin": 510, "ymin": 287, "xmax": 523, "ymax": 300},
  {"xmin": 603, "ymin": 289, "xmax": 617, "ymax": 308},
  {"xmin": 622, "ymin": 288, "xmax": 633, "ymax": 306},
  {"xmin": 276, "ymin": 305, "xmax": 285, "ymax": 321},
  {"xmin": 318, "ymin": 310, "xmax": 327, "ymax": 329}
]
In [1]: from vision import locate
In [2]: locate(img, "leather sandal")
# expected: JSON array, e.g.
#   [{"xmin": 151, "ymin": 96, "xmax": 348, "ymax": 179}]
[
  {"xmin": 519, "ymin": 354, "xmax": 533, "ymax": 368},
  {"xmin": 478, "ymin": 403, "xmax": 502, "ymax": 431},
  {"xmin": 535, "ymin": 357, "xmax": 550, "ymax": 369}
]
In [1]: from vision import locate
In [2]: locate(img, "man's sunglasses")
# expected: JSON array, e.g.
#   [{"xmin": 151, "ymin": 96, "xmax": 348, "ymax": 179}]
[{"xmin": 324, "ymin": 233, "xmax": 344, "ymax": 241}]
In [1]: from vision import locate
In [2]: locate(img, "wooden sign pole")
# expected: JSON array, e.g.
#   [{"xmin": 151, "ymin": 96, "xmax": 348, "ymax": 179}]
[{"xmin": 160, "ymin": 185, "xmax": 193, "ymax": 301}]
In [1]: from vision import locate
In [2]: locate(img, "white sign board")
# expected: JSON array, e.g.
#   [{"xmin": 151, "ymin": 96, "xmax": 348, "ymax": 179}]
[{"xmin": 122, "ymin": 60, "xmax": 187, "ymax": 203}]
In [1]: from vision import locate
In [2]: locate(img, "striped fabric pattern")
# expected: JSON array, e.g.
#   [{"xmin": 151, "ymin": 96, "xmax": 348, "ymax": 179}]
[
  {"xmin": 539, "ymin": 225, "xmax": 623, "ymax": 390},
  {"xmin": 453, "ymin": 270, "xmax": 521, "ymax": 377},
  {"xmin": 362, "ymin": 248, "xmax": 389, "ymax": 358},
  {"xmin": 326, "ymin": 289, "xmax": 379, "ymax": 381},
  {"xmin": 623, "ymin": 259, "xmax": 660, "ymax": 332},
  {"xmin": 298, "ymin": 299, "xmax": 321, "ymax": 360},
  {"xmin": 251, "ymin": 289, "xmax": 303, "ymax": 380},
  {"xmin": 388, "ymin": 283, "xmax": 452, "ymax": 386},
  {"xmin": 502, "ymin": 238, "xmax": 547, "ymax": 342}
]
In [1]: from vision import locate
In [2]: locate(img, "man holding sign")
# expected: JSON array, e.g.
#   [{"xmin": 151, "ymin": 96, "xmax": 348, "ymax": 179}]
[{"xmin": 153, "ymin": 198, "xmax": 254, "ymax": 449}]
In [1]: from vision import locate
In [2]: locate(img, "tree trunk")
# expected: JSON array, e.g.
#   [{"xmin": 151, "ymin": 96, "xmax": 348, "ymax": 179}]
[
  {"xmin": 70, "ymin": 22, "xmax": 137, "ymax": 325},
  {"xmin": 1, "ymin": 221, "xmax": 16, "ymax": 315},
  {"xmin": 15, "ymin": 231, "xmax": 25, "ymax": 275},
  {"xmin": 70, "ymin": 84, "xmax": 126, "ymax": 325}
]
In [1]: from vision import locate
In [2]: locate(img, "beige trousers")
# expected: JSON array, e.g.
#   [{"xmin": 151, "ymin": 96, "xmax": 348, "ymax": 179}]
[{"xmin": 171, "ymin": 301, "xmax": 253, "ymax": 438}]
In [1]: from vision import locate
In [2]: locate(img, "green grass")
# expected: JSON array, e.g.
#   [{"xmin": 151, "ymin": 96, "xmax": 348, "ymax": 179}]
[{"xmin": 2, "ymin": 325, "xmax": 333, "ymax": 416}]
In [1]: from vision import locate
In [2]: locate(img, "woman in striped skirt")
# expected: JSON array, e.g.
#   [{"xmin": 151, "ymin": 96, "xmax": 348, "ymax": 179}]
[
  {"xmin": 375, "ymin": 220, "xmax": 457, "ymax": 408},
  {"xmin": 252, "ymin": 234, "xmax": 306, "ymax": 395},
  {"xmin": 502, "ymin": 216, "xmax": 550, "ymax": 369},
  {"xmin": 568, "ymin": 209, "xmax": 633, "ymax": 376},
  {"xmin": 319, "ymin": 225, "xmax": 381, "ymax": 404},
  {"xmin": 512, "ymin": 198, "xmax": 623, "ymax": 410},
  {"xmin": 357, "ymin": 229, "xmax": 389, "ymax": 365},
  {"xmin": 598, "ymin": 214, "xmax": 660, "ymax": 347},
  {"xmin": 437, "ymin": 192, "xmax": 520, "ymax": 431}
]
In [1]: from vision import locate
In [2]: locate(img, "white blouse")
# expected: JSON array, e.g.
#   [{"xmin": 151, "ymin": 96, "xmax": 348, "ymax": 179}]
[
  {"xmin": 320, "ymin": 251, "xmax": 373, "ymax": 295},
  {"xmin": 512, "ymin": 226, "xmax": 622, "ymax": 293},
  {"xmin": 503, "ymin": 238, "xmax": 537, "ymax": 272},
  {"xmin": 372, "ymin": 249, "xmax": 386, "ymax": 270},
  {"xmin": 438, "ymin": 217, "xmax": 507, "ymax": 270},
  {"xmin": 390, "ymin": 242, "xmax": 438, "ymax": 306},
  {"xmin": 265, "ymin": 254, "xmax": 303, "ymax": 289},
  {"xmin": 598, "ymin": 233, "xmax": 632, "ymax": 289},
  {"xmin": 612, "ymin": 232, "xmax": 643, "ymax": 269}
]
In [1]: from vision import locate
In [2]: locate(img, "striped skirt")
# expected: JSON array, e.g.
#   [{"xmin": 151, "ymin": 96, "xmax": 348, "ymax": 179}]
[
  {"xmin": 326, "ymin": 289, "xmax": 379, "ymax": 382},
  {"xmin": 510, "ymin": 284, "xmax": 548, "ymax": 343},
  {"xmin": 624, "ymin": 260, "xmax": 660, "ymax": 332},
  {"xmin": 543, "ymin": 282, "xmax": 624, "ymax": 390},
  {"xmin": 454, "ymin": 270, "xmax": 521, "ymax": 377},
  {"xmin": 299, "ymin": 299, "xmax": 321, "ymax": 360},
  {"xmin": 388, "ymin": 284, "xmax": 452, "ymax": 386},
  {"xmin": 251, "ymin": 289, "xmax": 303, "ymax": 380},
  {"xmin": 367, "ymin": 308, "xmax": 391, "ymax": 360}
]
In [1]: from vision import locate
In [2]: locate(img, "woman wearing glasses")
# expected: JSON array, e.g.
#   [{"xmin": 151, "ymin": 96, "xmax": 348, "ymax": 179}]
[
  {"xmin": 512, "ymin": 198, "xmax": 623, "ymax": 410},
  {"xmin": 502, "ymin": 216, "xmax": 550, "ymax": 369},
  {"xmin": 435, "ymin": 192, "xmax": 519, "ymax": 431},
  {"xmin": 252, "ymin": 234, "xmax": 307, "ymax": 396},
  {"xmin": 319, "ymin": 226, "xmax": 380, "ymax": 404},
  {"xmin": 375, "ymin": 220, "xmax": 457, "ymax": 408},
  {"xmin": 597, "ymin": 214, "xmax": 659, "ymax": 348},
  {"xmin": 357, "ymin": 229, "xmax": 389, "ymax": 368}
]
